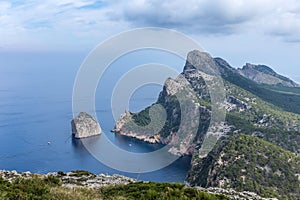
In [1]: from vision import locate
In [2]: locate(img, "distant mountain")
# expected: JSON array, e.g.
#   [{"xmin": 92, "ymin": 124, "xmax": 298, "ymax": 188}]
[
  {"xmin": 113, "ymin": 50, "xmax": 300, "ymax": 199},
  {"xmin": 238, "ymin": 63, "xmax": 299, "ymax": 87},
  {"xmin": 215, "ymin": 57, "xmax": 300, "ymax": 115}
]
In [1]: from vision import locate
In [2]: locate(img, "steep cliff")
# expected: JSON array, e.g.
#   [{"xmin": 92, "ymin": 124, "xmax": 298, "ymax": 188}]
[
  {"xmin": 113, "ymin": 49, "xmax": 300, "ymax": 199},
  {"xmin": 114, "ymin": 50, "xmax": 300, "ymax": 155}
]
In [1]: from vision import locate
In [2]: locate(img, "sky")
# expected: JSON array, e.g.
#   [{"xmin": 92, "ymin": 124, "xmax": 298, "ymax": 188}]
[{"xmin": 0, "ymin": 0, "xmax": 300, "ymax": 81}]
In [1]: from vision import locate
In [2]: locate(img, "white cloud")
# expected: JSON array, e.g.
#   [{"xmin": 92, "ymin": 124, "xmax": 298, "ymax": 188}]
[
  {"xmin": 0, "ymin": 0, "xmax": 129, "ymax": 51},
  {"xmin": 110, "ymin": 0, "xmax": 300, "ymax": 40},
  {"xmin": 54, "ymin": 0, "xmax": 97, "ymax": 7},
  {"xmin": 1, "ymin": 0, "xmax": 300, "ymax": 51},
  {"xmin": 0, "ymin": 1, "xmax": 10, "ymax": 12},
  {"xmin": 109, "ymin": 1, "xmax": 268, "ymax": 31},
  {"xmin": 265, "ymin": 12, "xmax": 300, "ymax": 42}
]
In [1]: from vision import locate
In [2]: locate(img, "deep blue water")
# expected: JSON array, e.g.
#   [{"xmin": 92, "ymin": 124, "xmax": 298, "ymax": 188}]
[{"xmin": 0, "ymin": 50, "xmax": 191, "ymax": 182}]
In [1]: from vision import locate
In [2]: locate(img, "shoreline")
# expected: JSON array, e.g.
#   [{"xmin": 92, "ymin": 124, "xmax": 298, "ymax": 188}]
[
  {"xmin": 111, "ymin": 129, "xmax": 163, "ymax": 144},
  {"xmin": 111, "ymin": 130, "xmax": 197, "ymax": 156}
]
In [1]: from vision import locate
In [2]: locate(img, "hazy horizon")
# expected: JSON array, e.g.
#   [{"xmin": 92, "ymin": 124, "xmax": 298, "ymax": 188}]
[{"xmin": 0, "ymin": 1, "xmax": 300, "ymax": 82}]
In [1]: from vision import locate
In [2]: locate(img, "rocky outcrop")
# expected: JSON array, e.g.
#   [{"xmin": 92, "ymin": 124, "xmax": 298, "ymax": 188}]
[
  {"xmin": 112, "ymin": 49, "xmax": 300, "ymax": 199},
  {"xmin": 113, "ymin": 50, "xmax": 216, "ymax": 156},
  {"xmin": 112, "ymin": 109, "xmax": 165, "ymax": 144},
  {"xmin": 227, "ymin": 96, "xmax": 251, "ymax": 110},
  {"xmin": 71, "ymin": 112, "xmax": 101, "ymax": 138},
  {"xmin": 113, "ymin": 50, "xmax": 300, "ymax": 156},
  {"xmin": 1, "ymin": 169, "xmax": 273, "ymax": 199},
  {"xmin": 0, "ymin": 170, "xmax": 136, "ymax": 188},
  {"xmin": 238, "ymin": 63, "xmax": 299, "ymax": 87}
]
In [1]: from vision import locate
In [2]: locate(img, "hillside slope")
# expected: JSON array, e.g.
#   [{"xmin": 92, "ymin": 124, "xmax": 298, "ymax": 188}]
[{"xmin": 186, "ymin": 134, "xmax": 300, "ymax": 199}]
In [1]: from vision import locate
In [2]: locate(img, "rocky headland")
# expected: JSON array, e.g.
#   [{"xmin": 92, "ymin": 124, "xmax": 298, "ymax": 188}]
[{"xmin": 112, "ymin": 49, "xmax": 300, "ymax": 199}]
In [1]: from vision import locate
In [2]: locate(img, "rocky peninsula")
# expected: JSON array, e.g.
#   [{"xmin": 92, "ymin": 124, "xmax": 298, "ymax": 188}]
[{"xmin": 112, "ymin": 50, "xmax": 300, "ymax": 199}]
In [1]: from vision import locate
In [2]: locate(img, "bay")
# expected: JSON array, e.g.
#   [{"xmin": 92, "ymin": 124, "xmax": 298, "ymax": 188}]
[{"xmin": 0, "ymin": 50, "xmax": 190, "ymax": 182}]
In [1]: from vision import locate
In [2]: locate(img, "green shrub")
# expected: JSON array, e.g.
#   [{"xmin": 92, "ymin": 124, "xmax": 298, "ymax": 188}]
[
  {"xmin": 70, "ymin": 170, "xmax": 95, "ymax": 177},
  {"xmin": 100, "ymin": 182, "xmax": 230, "ymax": 200},
  {"xmin": 44, "ymin": 175, "xmax": 61, "ymax": 186}
]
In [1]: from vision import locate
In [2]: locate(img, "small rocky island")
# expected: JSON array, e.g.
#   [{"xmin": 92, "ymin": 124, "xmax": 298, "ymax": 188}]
[{"xmin": 71, "ymin": 112, "xmax": 101, "ymax": 138}]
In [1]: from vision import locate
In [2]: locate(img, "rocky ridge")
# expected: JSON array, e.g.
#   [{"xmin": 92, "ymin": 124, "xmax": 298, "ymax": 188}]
[
  {"xmin": 238, "ymin": 63, "xmax": 299, "ymax": 87},
  {"xmin": 114, "ymin": 50, "xmax": 300, "ymax": 155},
  {"xmin": 113, "ymin": 50, "xmax": 300, "ymax": 199},
  {"xmin": 113, "ymin": 51, "xmax": 220, "ymax": 156}
]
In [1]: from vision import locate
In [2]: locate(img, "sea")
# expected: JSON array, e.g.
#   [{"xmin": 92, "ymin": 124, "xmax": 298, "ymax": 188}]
[{"xmin": 0, "ymin": 49, "xmax": 192, "ymax": 182}]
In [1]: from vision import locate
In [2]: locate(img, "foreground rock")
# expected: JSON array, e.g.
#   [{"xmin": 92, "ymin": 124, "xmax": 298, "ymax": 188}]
[
  {"xmin": 71, "ymin": 112, "xmax": 101, "ymax": 138},
  {"xmin": 0, "ymin": 170, "xmax": 136, "ymax": 188},
  {"xmin": 0, "ymin": 170, "xmax": 273, "ymax": 199}
]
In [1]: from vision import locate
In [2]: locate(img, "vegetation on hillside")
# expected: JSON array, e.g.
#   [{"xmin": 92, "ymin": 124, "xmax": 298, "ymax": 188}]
[
  {"xmin": 130, "ymin": 77, "xmax": 300, "ymax": 154},
  {"xmin": 226, "ymin": 113, "xmax": 300, "ymax": 153},
  {"xmin": 117, "ymin": 53, "xmax": 300, "ymax": 200},
  {"xmin": 224, "ymin": 81, "xmax": 300, "ymax": 154},
  {"xmin": 215, "ymin": 59, "xmax": 300, "ymax": 114},
  {"xmin": 0, "ymin": 176, "xmax": 229, "ymax": 200},
  {"xmin": 187, "ymin": 134, "xmax": 300, "ymax": 200},
  {"xmin": 100, "ymin": 182, "xmax": 229, "ymax": 200}
]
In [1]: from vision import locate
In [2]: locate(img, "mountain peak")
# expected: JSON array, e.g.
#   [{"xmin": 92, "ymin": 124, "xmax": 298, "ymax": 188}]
[
  {"xmin": 183, "ymin": 50, "xmax": 218, "ymax": 75},
  {"xmin": 187, "ymin": 50, "xmax": 211, "ymax": 62},
  {"xmin": 238, "ymin": 63, "xmax": 299, "ymax": 87},
  {"xmin": 243, "ymin": 63, "xmax": 276, "ymax": 75}
]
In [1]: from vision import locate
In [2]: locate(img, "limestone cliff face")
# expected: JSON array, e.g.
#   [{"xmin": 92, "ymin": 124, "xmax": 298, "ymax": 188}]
[
  {"xmin": 113, "ymin": 50, "xmax": 300, "ymax": 199},
  {"xmin": 113, "ymin": 50, "xmax": 221, "ymax": 156},
  {"xmin": 71, "ymin": 112, "xmax": 101, "ymax": 138},
  {"xmin": 238, "ymin": 63, "xmax": 299, "ymax": 87},
  {"xmin": 112, "ymin": 109, "xmax": 163, "ymax": 144},
  {"xmin": 114, "ymin": 50, "xmax": 300, "ymax": 154}
]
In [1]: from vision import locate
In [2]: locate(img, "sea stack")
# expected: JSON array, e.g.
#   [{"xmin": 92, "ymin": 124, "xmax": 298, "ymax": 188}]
[{"xmin": 71, "ymin": 112, "xmax": 101, "ymax": 138}]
